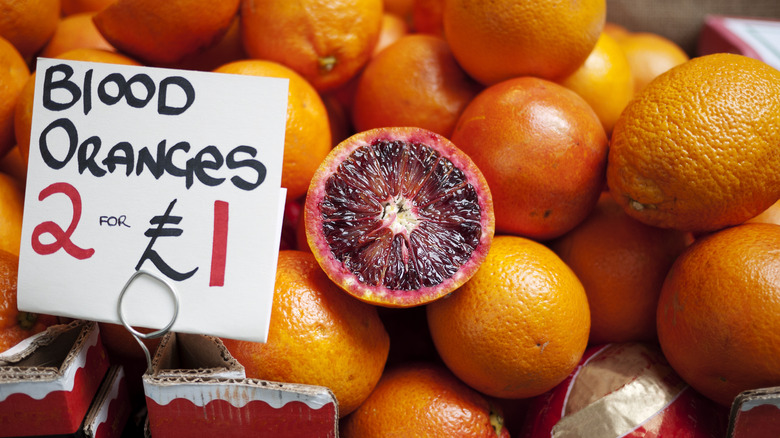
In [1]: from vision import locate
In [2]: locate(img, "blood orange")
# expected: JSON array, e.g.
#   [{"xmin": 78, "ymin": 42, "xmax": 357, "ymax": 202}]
[{"xmin": 304, "ymin": 127, "xmax": 494, "ymax": 307}]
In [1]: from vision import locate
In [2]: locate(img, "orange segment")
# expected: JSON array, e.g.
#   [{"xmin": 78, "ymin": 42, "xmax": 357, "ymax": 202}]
[{"xmin": 304, "ymin": 127, "xmax": 494, "ymax": 308}]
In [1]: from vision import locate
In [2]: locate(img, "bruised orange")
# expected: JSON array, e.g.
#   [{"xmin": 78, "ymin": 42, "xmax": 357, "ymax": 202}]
[
  {"xmin": 221, "ymin": 250, "xmax": 389, "ymax": 417},
  {"xmin": 93, "ymin": 0, "xmax": 240, "ymax": 65},
  {"xmin": 340, "ymin": 362, "xmax": 510, "ymax": 437},
  {"xmin": 657, "ymin": 223, "xmax": 780, "ymax": 406},
  {"xmin": 213, "ymin": 59, "xmax": 332, "ymax": 202},
  {"xmin": 352, "ymin": 34, "xmax": 481, "ymax": 138},
  {"xmin": 451, "ymin": 76, "xmax": 608, "ymax": 240},
  {"xmin": 549, "ymin": 192, "xmax": 689, "ymax": 344},
  {"xmin": 442, "ymin": 0, "xmax": 606, "ymax": 84},
  {"xmin": 241, "ymin": 0, "xmax": 383, "ymax": 92},
  {"xmin": 607, "ymin": 53, "xmax": 780, "ymax": 232},
  {"xmin": 0, "ymin": 250, "xmax": 58, "ymax": 352},
  {"xmin": 427, "ymin": 235, "xmax": 590, "ymax": 399}
]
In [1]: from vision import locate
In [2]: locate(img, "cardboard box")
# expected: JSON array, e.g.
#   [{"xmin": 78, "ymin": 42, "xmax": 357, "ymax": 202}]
[
  {"xmin": 82, "ymin": 365, "xmax": 132, "ymax": 438},
  {"xmin": 698, "ymin": 15, "xmax": 780, "ymax": 69},
  {"xmin": 143, "ymin": 333, "xmax": 339, "ymax": 438},
  {"xmin": 728, "ymin": 386, "xmax": 780, "ymax": 438},
  {"xmin": 0, "ymin": 320, "xmax": 110, "ymax": 437}
]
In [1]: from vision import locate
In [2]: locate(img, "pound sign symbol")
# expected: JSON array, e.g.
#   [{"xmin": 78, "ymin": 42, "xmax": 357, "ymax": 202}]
[{"xmin": 135, "ymin": 199, "xmax": 198, "ymax": 281}]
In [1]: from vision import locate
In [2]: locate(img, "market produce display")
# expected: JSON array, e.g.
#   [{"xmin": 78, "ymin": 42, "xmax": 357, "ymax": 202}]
[{"xmin": 1, "ymin": 0, "xmax": 779, "ymax": 436}]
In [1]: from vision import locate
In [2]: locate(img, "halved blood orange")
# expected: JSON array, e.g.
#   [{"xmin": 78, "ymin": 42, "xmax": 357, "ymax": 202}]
[{"xmin": 304, "ymin": 127, "xmax": 495, "ymax": 307}]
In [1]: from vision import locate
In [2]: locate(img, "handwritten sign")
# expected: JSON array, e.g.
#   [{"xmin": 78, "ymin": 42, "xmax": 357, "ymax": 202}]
[{"xmin": 17, "ymin": 58, "xmax": 289, "ymax": 343}]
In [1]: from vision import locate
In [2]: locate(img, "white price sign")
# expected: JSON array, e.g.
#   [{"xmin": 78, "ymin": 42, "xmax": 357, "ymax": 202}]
[{"xmin": 18, "ymin": 58, "xmax": 289, "ymax": 343}]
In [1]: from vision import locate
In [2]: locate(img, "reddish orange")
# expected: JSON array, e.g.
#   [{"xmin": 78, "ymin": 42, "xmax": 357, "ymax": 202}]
[{"xmin": 451, "ymin": 76, "xmax": 608, "ymax": 240}]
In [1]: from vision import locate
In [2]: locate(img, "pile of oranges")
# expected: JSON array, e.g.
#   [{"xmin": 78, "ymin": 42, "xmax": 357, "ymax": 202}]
[{"xmin": 1, "ymin": 0, "xmax": 780, "ymax": 436}]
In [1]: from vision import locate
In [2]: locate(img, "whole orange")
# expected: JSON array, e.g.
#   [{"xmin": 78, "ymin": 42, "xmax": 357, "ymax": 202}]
[
  {"xmin": 549, "ymin": 192, "xmax": 689, "ymax": 345},
  {"xmin": 221, "ymin": 250, "xmax": 389, "ymax": 417},
  {"xmin": 0, "ymin": 0, "xmax": 60, "ymax": 60},
  {"xmin": 352, "ymin": 34, "xmax": 482, "ymax": 138},
  {"xmin": 0, "ymin": 249, "xmax": 58, "ymax": 352},
  {"xmin": 557, "ymin": 32, "xmax": 634, "ymax": 135},
  {"xmin": 451, "ymin": 76, "xmax": 608, "ymax": 240},
  {"xmin": 241, "ymin": 0, "xmax": 383, "ymax": 92},
  {"xmin": 427, "ymin": 235, "xmax": 590, "ymax": 399},
  {"xmin": 40, "ymin": 12, "xmax": 114, "ymax": 58},
  {"xmin": 14, "ymin": 48, "xmax": 141, "ymax": 165},
  {"xmin": 372, "ymin": 12, "xmax": 409, "ymax": 57},
  {"xmin": 607, "ymin": 53, "xmax": 780, "ymax": 232},
  {"xmin": 0, "ymin": 35, "xmax": 29, "ymax": 159},
  {"xmin": 442, "ymin": 0, "xmax": 605, "ymax": 84},
  {"xmin": 340, "ymin": 362, "xmax": 510, "ymax": 437},
  {"xmin": 213, "ymin": 60, "xmax": 332, "ymax": 202},
  {"xmin": 0, "ymin": 172, "xmax": 25, "ymax": 256},
  {"xmin": 657, "ymin": 223, "xmax": 780, "ymax": 406},
  {"xmin": 93, "ymin": 0, "xmax": 240, "ymax": 65},
  {"xmin": 617, "ymin": 32, "xmax": 689, "ymax": 93}
]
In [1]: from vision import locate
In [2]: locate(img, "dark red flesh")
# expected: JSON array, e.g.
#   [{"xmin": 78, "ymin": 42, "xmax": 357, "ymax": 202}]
[{"xmin": 319, "ymin": 139, "xmax": 483, "ymax": 291}]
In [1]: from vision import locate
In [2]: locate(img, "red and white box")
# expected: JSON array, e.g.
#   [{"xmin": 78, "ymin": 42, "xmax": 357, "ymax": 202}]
[
  {"xmin": 728, "ymin": 386, "xmax": 780, "ymax": 438},
  {"xmin": 143, "ymin": 332, "xmax": 339, "ymax": 438},
  {"xmin": 82, "ymin": 365, "xmax": 132, "ymax": 438},
  {"xmin": 698, "ymin": 15, "xmax": 780, "ymax": 70},
  {"xmin": 0, "ymin": 320, "xmax": 110, "ymax": 437},
  {"xmin": 519, "ymin": 342, "xmax": 729, "ymax": 438}
]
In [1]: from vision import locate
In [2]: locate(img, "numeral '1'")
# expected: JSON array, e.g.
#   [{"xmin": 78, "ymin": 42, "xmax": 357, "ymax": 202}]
[{"xmin": 210, "ymin": 200, "xmax": 228, "ymax": 287}]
